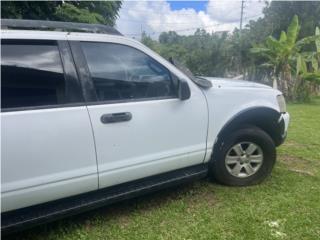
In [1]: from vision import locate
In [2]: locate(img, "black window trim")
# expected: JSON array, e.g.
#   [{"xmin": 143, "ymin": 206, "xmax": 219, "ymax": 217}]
[
  {"xmin": 1, "ymin": 102, "xmax": 86, "ymax": 113},
  {"xmin": 1, "ymin": 39, "xmax": 85, "ymax": 113},
  {"xmin": 69, "ymin": 40, "xmax": 179, "ymax": 106}
]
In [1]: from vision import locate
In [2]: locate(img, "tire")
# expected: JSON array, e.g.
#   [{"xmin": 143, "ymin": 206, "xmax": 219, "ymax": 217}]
[{"xmin": 209, "ymin": 126, "xmax": 276, "ymax": 186}]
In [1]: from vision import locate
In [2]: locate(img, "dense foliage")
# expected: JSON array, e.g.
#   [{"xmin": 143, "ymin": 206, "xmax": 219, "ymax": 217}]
[
  {"xmin": 142, "ymin": 1, "xmax": 320, "ymax": 101},
  {"xmin": 251, "ymin": 15, "xmax": 320, "ymax": 101},
  {"xmin": 1, "ymin": 1, "xmax": 122, "ymax": 26}
]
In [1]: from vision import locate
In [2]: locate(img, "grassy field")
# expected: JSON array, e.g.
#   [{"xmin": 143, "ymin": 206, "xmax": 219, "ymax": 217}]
[{"xmin": 6, "ymin": 97, "xmax": 320, "ymax": 240}]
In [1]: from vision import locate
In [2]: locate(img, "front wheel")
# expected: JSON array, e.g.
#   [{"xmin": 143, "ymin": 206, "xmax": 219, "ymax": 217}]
[{"xmin": 210, "ymin": 127, "xmax": 276, "ymax": 186}]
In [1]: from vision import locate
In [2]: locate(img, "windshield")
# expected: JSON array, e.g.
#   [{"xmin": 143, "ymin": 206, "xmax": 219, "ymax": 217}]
[{"xmin": 169, "ymin": 57, "xmax": 212, "ymax": 89}]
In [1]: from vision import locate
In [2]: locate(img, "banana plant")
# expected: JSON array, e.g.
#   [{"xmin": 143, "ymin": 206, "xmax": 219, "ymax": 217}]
[
  {"xmin": 297, "ymin": 27, "xmax": 320, "ymax": 84},
  {"xmin": 250, "ymin": 15, "xmax": 318, "ymax": 99}
]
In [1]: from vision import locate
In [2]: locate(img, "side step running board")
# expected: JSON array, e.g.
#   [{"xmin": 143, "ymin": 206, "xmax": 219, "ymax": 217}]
[{"xmin": 2, "ymin": 164, "xmax": 208, "ymax": 234}]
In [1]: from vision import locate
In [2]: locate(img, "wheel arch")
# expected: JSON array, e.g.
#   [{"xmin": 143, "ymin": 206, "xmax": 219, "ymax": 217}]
[{"xmin": 214, "ymin": 107, "xmax": 284, "ymax": 151}]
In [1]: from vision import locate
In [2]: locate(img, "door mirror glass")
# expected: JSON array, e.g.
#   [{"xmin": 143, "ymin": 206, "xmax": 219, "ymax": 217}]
[{"xmin": 178, "ymin": 80, "xmax": 191, "ymax": 100}]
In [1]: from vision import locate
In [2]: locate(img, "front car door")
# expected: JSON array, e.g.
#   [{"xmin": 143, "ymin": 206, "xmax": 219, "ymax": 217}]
[
  {"xmin": 1, "ymin": 35, "xmax": 98, "ymax": 212},
  {"xmin": 69, "ymin": 35, "xmax": 208, "ymax": 188}
]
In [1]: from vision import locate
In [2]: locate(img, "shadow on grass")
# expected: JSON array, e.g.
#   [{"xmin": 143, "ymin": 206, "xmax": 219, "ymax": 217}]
[{"xmin": 4, "ymin": 178, "xmax": 216, "ymax": 240}]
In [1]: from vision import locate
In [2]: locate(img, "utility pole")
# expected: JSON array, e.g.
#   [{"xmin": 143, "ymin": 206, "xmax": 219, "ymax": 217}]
[
  {"xmin": 239, "ymin": 0, "xmax": 245, "ymax": 79},
  {"xmin": 240, "ymin": 0, "xmax": 245, "ymax": 31}
]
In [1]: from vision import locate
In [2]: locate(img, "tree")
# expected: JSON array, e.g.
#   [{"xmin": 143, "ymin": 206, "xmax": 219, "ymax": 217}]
[
  {"xmin": 1, "ymin": 1, "xmax": 58, "ymax": 20},
  {"xmin": 141, "ymin": 32, "xmax": 161, "ymax": 53},
  {"xmin": 1, "ymin": 1, "xmax": 122, "ymax": 26},
  {"xmin": 239, "ymin": 1, "xmax": 320, "ymax": 83},
  {"xmin": 245, "ymin": 1, "xmax": 320, "ymax": 43},
  {"xmin": 297, "ymin": 27, "xmax": 320, "ymax": 84},
  {"xmin": 159, "ymin": 31, "xmax": 181, "ymax": 45},
  {"xmin": 251, "ymin": 15, "xmax": 319, "ymax": 100}
]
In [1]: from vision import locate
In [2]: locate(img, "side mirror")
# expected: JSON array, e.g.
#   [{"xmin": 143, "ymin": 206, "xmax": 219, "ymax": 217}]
[{"xmin": 178, "ymin": 80, "xmax": 191, "ymax": 100}]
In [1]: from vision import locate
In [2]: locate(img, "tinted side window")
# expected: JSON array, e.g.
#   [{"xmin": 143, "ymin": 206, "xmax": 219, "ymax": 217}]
[
  {"xmin": 81, "ymin": 42, "xmax": 177, "ymax": 102},
  {"xmin": 1, "ymin": 42, "xmax": 66, "ymax": 109}
]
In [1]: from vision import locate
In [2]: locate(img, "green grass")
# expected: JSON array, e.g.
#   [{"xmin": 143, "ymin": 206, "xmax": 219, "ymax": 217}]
[{"xmin": 6, "ymin": 97, "xmax": 320, "ymax": 240}]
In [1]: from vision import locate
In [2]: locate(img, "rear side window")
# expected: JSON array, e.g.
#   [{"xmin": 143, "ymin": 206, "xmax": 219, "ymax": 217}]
[
  {"xmin": 81, "ymin": 42, "xmax": 177, "ymax": 102},
  {"xmin": 1, "ymin": 41, "xmax": 66, "ymax": 109}
]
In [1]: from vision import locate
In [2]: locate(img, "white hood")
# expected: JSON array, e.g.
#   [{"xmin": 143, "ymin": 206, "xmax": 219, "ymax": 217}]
[{"xmin": 201, "ymin": 77, "xmax": 271, "ymax": 89}]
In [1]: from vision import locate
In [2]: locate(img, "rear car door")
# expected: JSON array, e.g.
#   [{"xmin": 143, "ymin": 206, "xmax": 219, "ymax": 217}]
[
  {"xmin": 1, "ymin": 38, "xmax": 98, "ymax": 212},
  {"xmin": 69, "ymin": 37, "xmax": 208, "ymax": 189}
]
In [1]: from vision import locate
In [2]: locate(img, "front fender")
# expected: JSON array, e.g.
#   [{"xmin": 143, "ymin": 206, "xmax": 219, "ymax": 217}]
[{"xmin": 202, "ymin": 86, "xmax": 283, "ymax": 163}]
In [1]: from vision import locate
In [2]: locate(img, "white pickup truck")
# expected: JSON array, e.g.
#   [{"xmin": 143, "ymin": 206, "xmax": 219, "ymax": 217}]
[{"xmin": 1, "ymin": 19, "xmax": 289, "ymax": 232}]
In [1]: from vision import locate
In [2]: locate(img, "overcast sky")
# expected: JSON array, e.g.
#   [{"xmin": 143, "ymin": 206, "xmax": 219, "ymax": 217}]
[{"xmin": 116, "ymin": 0, "xmax": 269, "ymax": 39}]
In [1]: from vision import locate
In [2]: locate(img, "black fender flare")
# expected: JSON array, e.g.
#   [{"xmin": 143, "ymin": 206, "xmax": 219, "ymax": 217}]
[{"xmin": 214, "ymin": 107, "xmax": 284, "ymax": 153}]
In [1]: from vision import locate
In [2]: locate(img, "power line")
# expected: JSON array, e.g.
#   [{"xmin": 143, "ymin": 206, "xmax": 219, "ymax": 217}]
[
  {"xmin": 244, "ymin": 13, "xmax": 264, "ymax": 21},
  {"xmin": 124, "ymin": 22, "xmax": 228, "ymax": 36},
  {"xmin": 118, "ymin": 13, "xmax": 264, "ymax": 26},
  {"xmin": 117, "ymin": 18, "xmax": 210, "ymax": 25},
  {"xmin": 122, "ymin": 13, "xmax": 264, "ymax": 36}
]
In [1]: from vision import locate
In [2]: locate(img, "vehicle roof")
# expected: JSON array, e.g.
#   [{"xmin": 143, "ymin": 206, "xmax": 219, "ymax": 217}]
[
  {"xmin": 1, "ymin": 18, "xmax": 122, "ymax": 35},
  {"xmin": 1, "ymin": 29, "xmax": 140, "ymax": 45},
  {"xmin": 1, "ymin": 29, "xmax": 68, "ymax": 40}
]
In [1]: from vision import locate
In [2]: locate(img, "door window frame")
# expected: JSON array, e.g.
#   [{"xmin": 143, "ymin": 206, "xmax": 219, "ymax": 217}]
[
  {"xmin": 69, "ymin": 41, "xmax": 180, "ymax": 106},
  {"xmin": 1, "ymin": 39, "xmax": 84, "ymax": 112}
]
